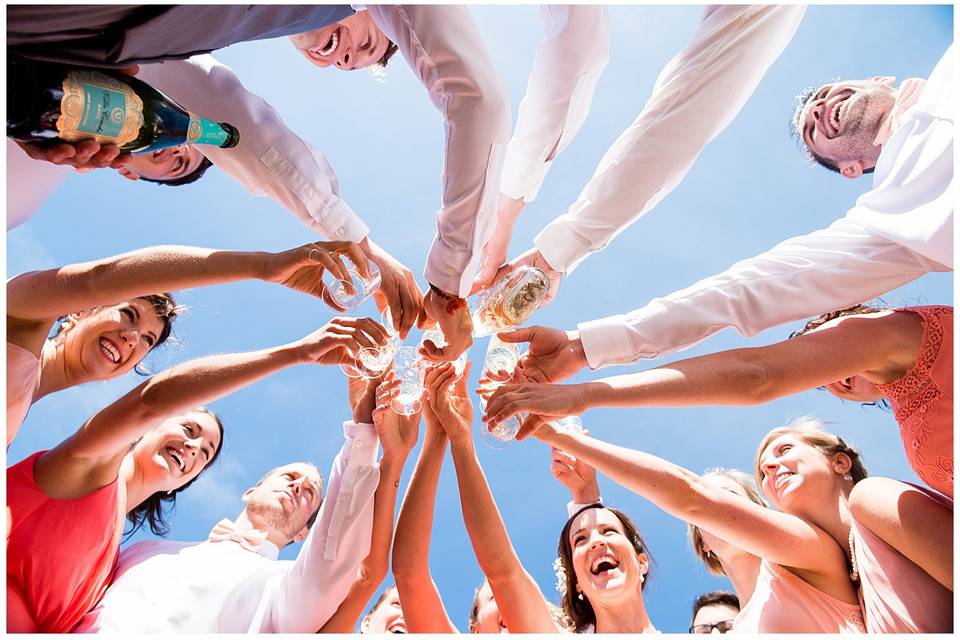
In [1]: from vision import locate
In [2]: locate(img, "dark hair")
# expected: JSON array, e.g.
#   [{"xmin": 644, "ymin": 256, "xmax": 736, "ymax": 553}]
[
  {"xmin": 132, "ymin": 293, "xmax": 181, "ymax": 375},
  {"xmin": 139, "ymin": 156, "xmax": 213, "ymax": 187},
  {"xmin": 790, "ymin": 86, "xmax": 875, "ymax": 175},
  {"xmin": 691, "ymin": 590, "xmax": 740, "ymax": 626},
  {"xmin": 789, "ymin": 304, "xmax": 890, "ymax": 409},
  {"xmin": 124, "ymin": 407, "xmax": 225, "ymax": 538},
  {"xmin": 377, "ymin": 40, "xmax": 399, "ymax": 67},
  {"xmin": 557, "ymin": 504, "xmax": 654, "ymax": 633}
]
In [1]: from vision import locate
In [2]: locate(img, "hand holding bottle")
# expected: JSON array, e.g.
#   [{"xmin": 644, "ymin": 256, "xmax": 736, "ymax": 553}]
[
  {"xmin": 477, "ymin": 247, "xmax": 561, "ymax": 304},
  {"xmin": 470, "ymin": 193, "xmax": 526, "ymax": 295}
]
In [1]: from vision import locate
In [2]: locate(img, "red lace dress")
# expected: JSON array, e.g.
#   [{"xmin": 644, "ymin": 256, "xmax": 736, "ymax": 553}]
[{"xmin": 878, "ymin": 306, "xmax": 953, "ymax": 499}]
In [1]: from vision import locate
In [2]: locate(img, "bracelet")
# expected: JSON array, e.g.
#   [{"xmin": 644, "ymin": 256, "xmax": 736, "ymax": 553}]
[{"xmin": 430, "ymin": 284, "xmax": 467, "ymax": 315}]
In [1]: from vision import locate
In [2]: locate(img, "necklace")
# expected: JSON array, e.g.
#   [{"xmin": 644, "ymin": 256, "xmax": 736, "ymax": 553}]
[{"xmin": 847, "ymin": 527, "xmax": 859, "ymax": 583}]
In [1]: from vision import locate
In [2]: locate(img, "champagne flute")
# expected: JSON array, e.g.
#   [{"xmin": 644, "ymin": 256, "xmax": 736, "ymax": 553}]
[
  {"xmin": 390, "ymin": 346, "xmax": 425, "ymax": 416},
  {"xmin": 478, "ymin": 335, "xmax": 524, "ymax": 449}
]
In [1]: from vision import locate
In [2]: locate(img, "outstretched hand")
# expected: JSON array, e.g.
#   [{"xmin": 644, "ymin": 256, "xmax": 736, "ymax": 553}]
[
  {"xmin": 550, "ymin": 446, "xmax": 600, "ymax": 504},
  {"xmin": 297, "ymin": 316, "xmax": 390, "ymax": 366},
  {"xmin": 261, "ymin": 240, "xmax": 370, "ymax": 310},
  {"xmin": 473, "ymin": 247, "xmax": 562, "ymax": 303},
  {"xmin": 495, "ymin": 325, "xmax": 588, "ymax": 384},
  {"xmin": 482, "ymin": 380, "xmax": 585, "ymax": 432}
]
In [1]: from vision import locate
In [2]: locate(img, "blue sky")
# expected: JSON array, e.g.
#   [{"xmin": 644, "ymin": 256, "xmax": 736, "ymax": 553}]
[{"xmin": 6, "ymin": 4, "xmax": 953, "ymax": 632}]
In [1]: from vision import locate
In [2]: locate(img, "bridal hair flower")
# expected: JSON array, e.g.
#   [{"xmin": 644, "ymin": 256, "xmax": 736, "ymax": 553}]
[{"xmin": 552, "ymin": 556, "xmax": 568, "ymax": 595}]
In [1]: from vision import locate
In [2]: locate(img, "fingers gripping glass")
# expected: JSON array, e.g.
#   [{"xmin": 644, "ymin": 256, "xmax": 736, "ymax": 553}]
[
  {"xmin": 321, "ymin": 258, "xmax": 381, "ymax": 311},
  {"xmin": 420, "ymin": 328, "xmax": 467, "ymax": 377},
  {"xmin": 340, "ymin": 308, "xmax": 400, "ymax": 379}
]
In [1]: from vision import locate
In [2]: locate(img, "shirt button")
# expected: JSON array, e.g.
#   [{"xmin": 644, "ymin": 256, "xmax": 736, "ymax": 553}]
[
  {"xmin": 355, "ymin": 440, "xmax": 363, "ymax": 448},
  {"xmin": 447, "ymin": 268, "xmax": 455, "ymax": 276},
  {"xmin": 336, "ymin": 227, "xmax": 345, "ymax": 237}
]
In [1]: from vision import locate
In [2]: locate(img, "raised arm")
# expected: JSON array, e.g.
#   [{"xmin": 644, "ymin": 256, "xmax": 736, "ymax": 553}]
[
  {"xmin": 426, "ymin": 363, "xmax": 557, "ymax": 633},
  {"xmin": 532, "ymin": 423, "xmax": 849, "ymax": 579},
  {"xmin": 7, "ymin": 240, "xmax": 367, "ymax": 325},
  {"xmin": 483, "ymin": 309, "xmax": 916, "ymax": 433},
  {"xmin": 36, "ymin": 317, "xmax": 388, "ymax": 496},
  {"xmin": 320, "ymin": 375, "xmax": 418, "ymax": 633},
  {"xmin": 392, "ymin": 374, "xmax": 458, "ymax": 633}
]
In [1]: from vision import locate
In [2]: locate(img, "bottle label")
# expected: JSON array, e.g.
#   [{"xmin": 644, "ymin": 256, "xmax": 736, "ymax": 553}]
[
  {"xmin": 57, "ymin": 71, "xmax": 144, "ymax": 146},
  {"xmin": 186, "ymin": 114, "xmax": 229, "ymax": 147}
]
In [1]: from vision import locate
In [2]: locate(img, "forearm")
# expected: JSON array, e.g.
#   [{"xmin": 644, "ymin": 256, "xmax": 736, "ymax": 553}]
[
  {"xmin": 538, "ymin": 429, "xmax": 705, "ymax": 521},
  {"xmin": 322, "ymin": 454, "xmax": 405, "ymax": 633},
  {"xmin": 448, "ymin": 440, "xmax": 523, "ymax": 582},
  {"xmin": 75, "ymin": 343, "xmax": 302, "ymax": 456},
  {"xmin": 393, "ymin": 433, "xmax": 446, "ymax": 582},
  {"xmin": 8, "ymin": 245, "xmax": 266, "ymax": 321}
]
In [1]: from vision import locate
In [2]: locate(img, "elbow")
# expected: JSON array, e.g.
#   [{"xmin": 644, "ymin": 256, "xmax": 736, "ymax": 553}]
[
  {"xmin": 356, "ymin": 561, "xmax": 389, "ymax": 592},
  {"xmin": 734, "ymin": 357, "xmax": 780, "ymax": 405}
]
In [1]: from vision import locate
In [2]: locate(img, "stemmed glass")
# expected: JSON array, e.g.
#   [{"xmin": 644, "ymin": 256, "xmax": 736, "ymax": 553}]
[
  {"xmin": 390, "ymin": 346, "xmax": 426, "ymax": 416},
  {"xmin": 478, "ymin": 335, "xmax": 524, "ymax": 449},
  {"xmin": 340, "ymin": 307, "xmax": 400, "ymax": 379}
]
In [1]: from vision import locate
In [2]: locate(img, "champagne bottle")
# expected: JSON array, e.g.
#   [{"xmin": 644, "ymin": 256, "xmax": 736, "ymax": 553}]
[
  {"xmin": 7, "ymin": 56, "xmax": 239, "ymax": 153},
  {"xmin": 470, "ymin": 266, "xmax": 550, "ymax": 337}
]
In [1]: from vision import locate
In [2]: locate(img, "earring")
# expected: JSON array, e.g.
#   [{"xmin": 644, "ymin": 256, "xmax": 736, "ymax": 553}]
[
  {"xmin": 166, "ymin": 490, "xmax": 174, "ymax": 496},
  {"xmin": 842, "ymin": 473, "xmax": 853, "ymax": 481},
  {"xmin": 577, "ymin": 592, "xmax": 584, "ymax": 601}
]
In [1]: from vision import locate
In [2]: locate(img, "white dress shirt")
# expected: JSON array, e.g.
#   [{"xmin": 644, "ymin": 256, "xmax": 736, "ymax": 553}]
[
  {"xmin": 76, "ymin": 421, "xmax": 380, "ymax": 633},
  {"xmin": 367, "ymin": 5, "xmax": 511, "ymax": 296},
  {"xmin": 534, "ymin": 5, "xmax": 806, "ymax": 274},
  {"xmin": 6, "ymin": 138, "xmax": 72, "ymax": 230},
  {"xmin": 500, "ymin": 6, "xmax": 610, "ymax": 203},
  {"xmin": 136, "ymin": 56, "xmax": 371, "ymax": 243},
  {"xmin": 578, "ymin": 45, "xmax": 954, "ymax": 367}
]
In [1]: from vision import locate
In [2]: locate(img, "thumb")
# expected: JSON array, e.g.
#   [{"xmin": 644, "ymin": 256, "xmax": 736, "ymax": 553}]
[{"xmin": 497, "ymin": 326, "xmax": 536, "ymax": 344}]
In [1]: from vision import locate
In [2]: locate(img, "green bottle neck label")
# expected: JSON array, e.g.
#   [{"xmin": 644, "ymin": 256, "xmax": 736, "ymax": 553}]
[
  {"xmin": 186, "ymin": 114, "xmax": 229, "ymax": 147},
  {"xmin": 57, "ymin": 71, "xmax": 144, "ymax": 146}
]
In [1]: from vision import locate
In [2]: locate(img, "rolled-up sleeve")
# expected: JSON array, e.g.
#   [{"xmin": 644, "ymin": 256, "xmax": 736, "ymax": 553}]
[
  {"xmin": 536, "ymin": 5, "xmax": 805, "ymax": 274},
  {"xmin": 500, "ymin": 6, "xmax": 609, "ymax": 203},
  {"xmin": 369, "ymin": 5, "xmax": 512, "ymax": 296},
  {"xmin": 269, "ymin": 421, "xmax": 380, "ymax": 633},
  {"xmin": 578, "ymin": 218, "xmax": 945, "ymax": 367},
  {"xmin": 137, "ymin": 55, "xmax": 370, "ymax": 242}
]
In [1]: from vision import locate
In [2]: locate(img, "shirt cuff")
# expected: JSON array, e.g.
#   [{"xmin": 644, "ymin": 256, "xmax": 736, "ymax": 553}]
[
  {"xmin": 567, "ymin": 497, "xmax": 603, "ymax": 518},
  {"xmin": 534, "ymin": 219, "xmax": 591, "ymax": 274},
  {"xmin": 343, "ymin": 421, "xmax": 380, "ymax": 467},
  {"xmin": 424, "ymin": 245, "xmax": 472, "ymax": 298},
  {"xmin": 500, "ymin": 145, "xmax": 552, "ymax": 203},
  {"xmin": 577, "ymin": 313, "xmax": 642, "ymax": 369},
  {"xmin": 321, "ymin": 199, "xmax": 369, "ymax": 243}
]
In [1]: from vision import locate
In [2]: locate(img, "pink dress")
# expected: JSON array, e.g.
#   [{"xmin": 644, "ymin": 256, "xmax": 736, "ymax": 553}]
[
  {"xmin": 732, "ymin": 560, "xmax": 865, "ymax": 633},
  {"xmin": 851, "ymin": 488, "xmax": 953, "ymax": 633},
  {"xmin": 6, "ymin": 451, "xmax": 126, "ymax": 632},
  {"xmin": 879, "ymin": 306, "xmax": 953, "ymax": 498},
  {"xmin": 6, "ymin": 341, "xmax": 41, "ymax": 447}
]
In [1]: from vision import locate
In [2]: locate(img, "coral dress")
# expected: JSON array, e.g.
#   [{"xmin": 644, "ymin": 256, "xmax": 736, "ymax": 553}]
[
  {"xmin": 879, "ymin": 306, "xmax": 953, "ymax": 498},
  {"xmin": 851, "ymin": 486, "xmax": 953, "ymax": 633},
  {"xmin": 6, "ymin": 342, "xmax": 42, "ymax": 447},
  {"xmin": 732, "ymin": 560, "xmax": 865, "ymax": 633},
  {"xmin": 6, "ymin": 451, "xmax": 126, "ymax": 632}
]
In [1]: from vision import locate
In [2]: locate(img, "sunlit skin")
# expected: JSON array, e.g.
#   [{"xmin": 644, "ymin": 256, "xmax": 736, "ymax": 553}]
[
  {"xmin": 805, "ymin": 318, "xmax": 887, "ymax": 403},
  {"xmin": 568, "ymin": 508, "xmax": 648, "ymax": 609},
  {"xmin": 361, "ymin": 587, "xmax": 407, "ymax": 634},
  {"xmin": 696, "ymin": 475, "xmax": 754, "ymax": 561},
  {"xmin": 691, "ymin": 603, "xmax": 739, "ymax": 634},
  {"xmin": 796, "ymin": 76, "xmax": 897, "ymax": 178},
  {"xmin": 240, "ymin": 463, "xmax": 324, "ymax": 545},
  {"xmin": 116, "ymin": 145, "xmax": 205, "ymax": 181},
  {"xmin": 290, "ymin": 11, "xmax": 391, "ymax": 71},
  {"xmin": 61, "ymin": 299, "xmax": 165, "ymax": 381},
  {"xmin": 129, "ymin": 410, "xmax": 223, "ymax": 492},
  {"xmin": 758, "ymin": 434, "xmax": 849, "ymax": 517}
]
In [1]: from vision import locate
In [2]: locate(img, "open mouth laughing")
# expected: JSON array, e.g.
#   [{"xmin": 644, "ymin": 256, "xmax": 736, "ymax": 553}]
[
  {"xmin": 774, "ymin": 471, "xmax": 797, "ymax": 492},
  {"xmin": 589, "ymin": 553, "xmax": 621, "ymax": 577},
  {"xmin": 99, "ymin": 337, "xmax": 121, "ymax": 364},
  {"xmin": 165, "ymin": 446, "xmax": 186, "ymax": 473}
]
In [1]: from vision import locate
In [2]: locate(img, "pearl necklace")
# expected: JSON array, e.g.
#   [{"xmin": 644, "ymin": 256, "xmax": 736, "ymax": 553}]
[{"xmin": 848, "ymin": 527, "xmax": 860, "ymax": 582}]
